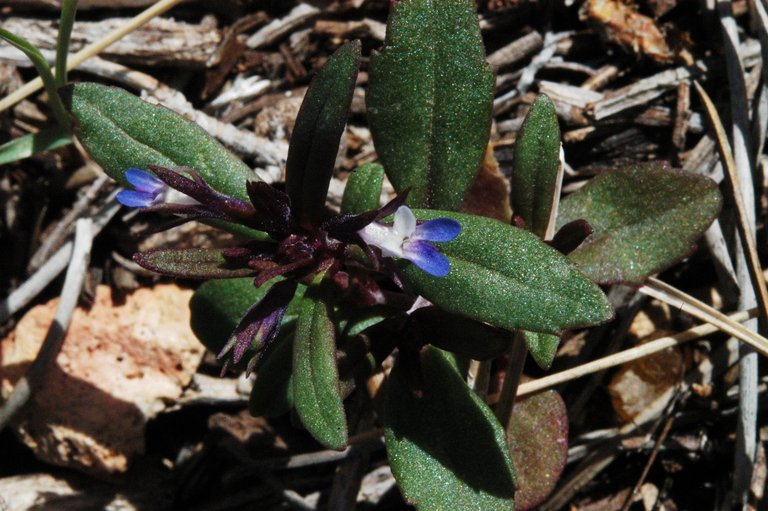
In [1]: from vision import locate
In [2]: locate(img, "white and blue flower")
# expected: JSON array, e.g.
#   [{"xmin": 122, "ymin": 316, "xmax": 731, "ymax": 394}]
[{"xmin": 358, "ymin": 205, "xmax": 460, "ymax": 277}]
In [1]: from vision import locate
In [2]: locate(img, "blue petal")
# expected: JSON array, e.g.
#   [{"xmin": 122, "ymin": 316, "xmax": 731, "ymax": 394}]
[
  {"xmin": 116, "ymin": 190, "xmax": 157, "ymax": 208},
  {"xmin": 413, "ymin": 218, "xmax": 461, "ymax": 242},
  {"xmin": 403, "ymin": 240, "xmax": 451, "ymax": 277},
  {"xmin": 124, "ymin": 168, "xmax": 164, "ymax": 193}
]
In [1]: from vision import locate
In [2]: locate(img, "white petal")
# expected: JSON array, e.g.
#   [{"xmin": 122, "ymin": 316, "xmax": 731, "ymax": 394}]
[
  {"xmin": 393, "ymin": 206, "xmax": 416, "ymax": 239},
  {"xmin": 359, "ymin": 222, "xmax": 404, "ymax": 258}
]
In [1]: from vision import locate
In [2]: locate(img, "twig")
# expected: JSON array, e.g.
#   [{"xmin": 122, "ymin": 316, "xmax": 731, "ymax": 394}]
[
  {"xmin": 0, "ymin": 0, "xmax": 186, "ymax": 114},
  {"xmin": 620, "ymin": 416, "xmax": 675, "ymax": 511},
  {"xmin": 0, "ymin": 218, "xmax": 92, "ymax": 431},
  {"xmin": 640, "ymin": 277, "xmax": 768, "ymax": 356},
  {"xmin": 28, "ymin": 173, "xmax": 110, "ymax": 272},
  {"xmin": 696, "ymin": 77, "xmax": 764, "ymax": 507},
  {"xmin": 500, "ymin": 306, "xmax": 759, "ymax": 398},
  {"xmin": 0, "ymin": 196, "xmax": 120, "ymax": 324}
]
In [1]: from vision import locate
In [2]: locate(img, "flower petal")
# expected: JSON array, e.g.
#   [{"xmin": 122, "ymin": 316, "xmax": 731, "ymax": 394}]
[
  {"xmin": 393, "ymin": 205, "xmax": 416, "ymax": 239},
  {"xmin": 124, "ymin": 168, "xmax": 164, "ymax": 193},
  {"xmin": 116, "ymin": 190, "xmax": 158, "ymax": 208},
  {"xmin": 413, "ymin": 218, "xmax": 461, "ymax": 242},
  {"xmin": 403, "ymin": 240, "xmax": 451, "ymax": 277}
]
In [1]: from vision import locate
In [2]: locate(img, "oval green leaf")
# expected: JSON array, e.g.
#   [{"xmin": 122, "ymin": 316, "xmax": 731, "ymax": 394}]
[
  {"xmin": 511, "ymin": 94, "xmax": 562, "ymax": 238},
  {"xmin": 292, "ymin": 278, "xmax": 348, "ymax": 450},
  {"xmin": 285, "ymin": 41, "xmax": 360, "ymax": 224},
  {"xmin": 382, "ymin": 346, "xmax": 516, "ymax": 510},
  {"xmin": 403, "ymin": 211, "xmax": 613, "ymax": 334},
  {"xmin": 557, "ymin": 164, "xmax": 723, "ymax": 284},
  {"xmin": 62, "ymin": 82, "xmax": 254, "ymax": 201},
  {"xmin": 341, "ymin": 162, "xmax": 385, "ymax": 214},
  {"xmin": 507, "ymin": 390, "xmax": 569, "ymax": 511},
  {"xmin": 367, "ymin": 0, "xmax": 494, "ymax": 210}
]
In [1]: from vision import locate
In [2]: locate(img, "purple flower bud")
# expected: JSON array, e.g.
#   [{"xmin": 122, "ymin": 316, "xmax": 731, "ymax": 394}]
[
  {"xmin": 116, "ymin": 168, "xmax": 167, "ymax": 208},
  {"xmin": 217, "ymin": 280, "xmax": 297, "ymax": 373}
]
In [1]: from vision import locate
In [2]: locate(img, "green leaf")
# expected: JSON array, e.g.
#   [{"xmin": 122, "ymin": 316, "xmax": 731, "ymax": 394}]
[
  {"xmin": 292, "ymin": 277, "xmax": 348, "ymax": 450},
  {"xmin": 285, "ymin": 41, "xmax": 360, "ymax": 224},
  {"xmin": 61, "ymin": 82, "xmax": 254, "ymax": 201},
  {"xmin": 409, "ymin": 307, "xmax": 511, "ymax": 360},
  {"xmin": 511, "ymin": 94, "xmax": 562, "ymax": 238},
  {"xmin": 341, "ymin": 162, "xmax": 385, "ymax": 214},
  {"xmin": 507, "ymin": 391, "xmax": 568, "ymax": 511},
  {"xmin": 249, "ymin": 325, "xmax": 295, "ymax": 418},
  {"xmin": 557, "ymin": 164, "xmax": 723, "ymax": 284},
  {"xmin": 134, "ymin": 248, "xmax": 257, "ymax": 279},
  {"xmin": 403, "ymin": 210, "xmax": 613, "ymax": 333},
  {"xmin": 367, "ymin": 0, "xmax": 494, "ymax": 210},
  {"xmin": 0, "ymin": 129, "xmax": 71, "ymax": 165},
  {"xmin": 190, "ymin": 277, "xmax": 304, "ymax": 355},
  {"xmin": 522, "ymin": 331, "xmax": 560, "ymax": 370},
  {"xmin": 382, "ymin": 346, "xmax": 515, "ymax": 510},
  {"xmin": 55, "ymin": 0, "xmax": 79, "ymax": 87}
]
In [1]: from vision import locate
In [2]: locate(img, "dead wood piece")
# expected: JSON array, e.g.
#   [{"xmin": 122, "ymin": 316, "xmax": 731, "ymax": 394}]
[
  {"xmin": 246, "ymin": 3, "xmax": 321, "ymax": 49},
  {"xmin": 672, "ymin": 81, "xmax": 692, "ymax": 150},
  {"xmin": 486, "ymin": 31, "xmax": 543, "ymax": 70},
  {"xmin": 590, "ymin": 62, "xmax": 709, "ymax": 121},
  {"xmin": 313, "ymin": 19, "xmax": 387, "ymax": 41},
  {"xmin": 538, "ymin": 80, "xmax": 603, "ymax": 126},
  {"xmin": 203, "ymin": 36, "xmax": 247, "ymax": 100},
  {"xmin": 5, "ymin": 0, "xmax": 189, "ymax": 8},
  {"xmin": 590, "ymin": 39, "xmax": 760, "ymax": 121},
  {"xmin": 582, "ymin": 64, "xmax": 621, "ymax": 90},
  {"xmin": 0, "ymin": 17, "xmax": 221, "ymax": 68},
  {"xmin": 633, "ymin": 105, "xmax": 703, "ymax": 133}
]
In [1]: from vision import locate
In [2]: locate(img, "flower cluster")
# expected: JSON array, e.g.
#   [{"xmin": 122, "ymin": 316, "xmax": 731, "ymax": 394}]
[{"xmin": 118, "ymin": 166, "xmax": 460, "ymax": 371}]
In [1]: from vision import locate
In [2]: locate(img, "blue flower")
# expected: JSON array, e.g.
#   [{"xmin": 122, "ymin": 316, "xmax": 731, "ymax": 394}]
[
  {"xmin": 116, "ymin": 168, "xmax": 167, "ymax": 208},
  {"xmin": 358, "ymin": 206, "xmax": 460, "ymax": 277}
]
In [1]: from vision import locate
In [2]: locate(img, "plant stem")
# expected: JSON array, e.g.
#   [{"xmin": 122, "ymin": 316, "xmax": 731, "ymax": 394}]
[{"xmin": 494, "ymin": 330, "xmax": 527, "ymax": 430}]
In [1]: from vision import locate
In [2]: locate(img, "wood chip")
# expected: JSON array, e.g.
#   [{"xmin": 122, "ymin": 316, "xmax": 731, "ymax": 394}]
[
  {"xmin": 246, "ymin": 3, "xmax": 321, "ymax": 49},
  {"xmin": 0, "ymin": 17, "xmax": 220, "ymax": 68}
]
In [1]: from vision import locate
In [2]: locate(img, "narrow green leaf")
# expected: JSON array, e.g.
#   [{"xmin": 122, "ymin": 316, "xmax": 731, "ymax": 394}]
[
  {"xmin": 61, "ymin": 82, "xmax": 254, "ymax": 201},
  {"xmin": 286, "ymin": 41, "xmax": 360, "ymax": 224},
  {"xmin": 0, "ymin": 28, "xmax": 70, "ymax": 129},
  {"xmin": 403, "ymin": 210, "xmax": 613, "ymax": 333},
  {"xmin": 557, "ymin": 164, "xmax": 723, "ymax": 284},
  {"xmin": 55, "ymin": 0, "xmax": 79, "ymax": 87},
  {"xmin": 0, "ymin": 129, "xmax": 71, "ymax": 165},
  {"xmin": 134, "ymin": 248, "xmax": 257, "ymax": 280},
  {"xmin": 367, "ymin": 0, "xmax": 494, "ymax": 210},
  {"xmin": 522, "ymin": 331, "xmax": 560, "ymax": 370},
  {"xmin": 190, "ymin": 278, "xmax": 304, "ymax": 355},
  {"xmin": 341, "ymin": 162, "xmax": 385, "ymax": 214},
  {"xmin": 507, "ymin": 391, "xmax": 568, "ymax": 511},
  {"xmin": 409, "ymin": 307, "xmax": 511, "ymax": 360},
  {"xmin": 382, "ymin": 346, "xmax": 515, "ymax": 510},
  {"xmin": 249, "ymin": 325, "xmax": 295, "ymax": 418},
  {"xmin": 511, "ymin": 94, "xmax": 562, "ymax": 238},
  {"xmin": 292, "ymin": 278, "xmax": 348, "ymax": 450}
]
